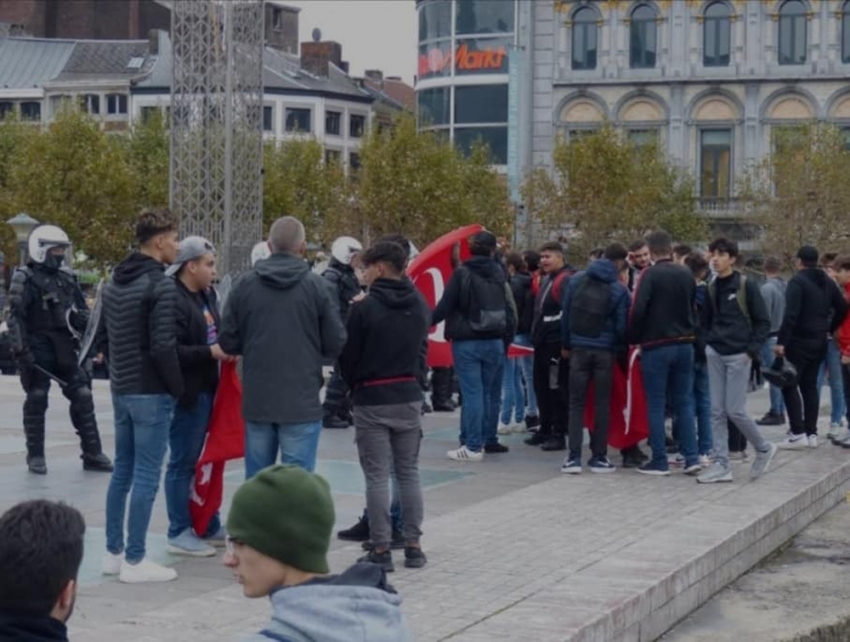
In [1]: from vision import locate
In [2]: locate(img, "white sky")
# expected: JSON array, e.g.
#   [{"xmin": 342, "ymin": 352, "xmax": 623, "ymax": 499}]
[{"xmin": 292, "ymin": 0, "xmax": 418, "ymax": 83}]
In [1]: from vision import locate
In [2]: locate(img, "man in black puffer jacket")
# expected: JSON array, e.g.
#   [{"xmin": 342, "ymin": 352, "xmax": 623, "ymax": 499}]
[
  {"xmin": 99, "ymin": 208, "xmax": 183, "ymax": 584},
  {"xmin": 776, "ymin": 246, "xmax": 848, "ymax": 448}
]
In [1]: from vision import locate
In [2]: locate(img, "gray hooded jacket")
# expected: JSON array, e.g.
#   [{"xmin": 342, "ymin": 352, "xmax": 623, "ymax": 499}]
[{"xmin": 218, "ymin": 252, "xmax": 346, "ymax": 424}]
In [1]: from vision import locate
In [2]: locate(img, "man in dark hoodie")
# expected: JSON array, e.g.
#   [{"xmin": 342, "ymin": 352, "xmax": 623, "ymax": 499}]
[
  {"xmin": 218, "ymin": 216, "xmax": 346, "ymax": 478},
  {"xmin": 225, "ymin": 465, "xmax": 413, "ymax": 642},
  {"xmin": 339, "ymin": 241, "xmax": 430, "ymax": 572},
  {"xmin": 0, "ymin": 500, "xmax": 85, "ymax": 642},
  {"xmin": 163, "ymin": 237, "xmax": 232, "ymax": 558},
  {"xmin": 560, "ymin": 243, "xmax": 630, "ymax": 474},
  {"xmin": 775, "ymin": 246, "xmax": 848, "ymax": 449},
  {"xmin": 433, "ymin": 231, "xmax": 516, "ymax": 462},
  {"xmin": 100, "ymin": 208, "xmax": 182, "ymax": 584}
]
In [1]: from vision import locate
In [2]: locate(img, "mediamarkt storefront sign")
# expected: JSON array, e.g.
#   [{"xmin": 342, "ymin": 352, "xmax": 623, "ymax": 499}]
[{"xmin": 418, "ymin": 41, "xmax": 509, "ymax": 78}]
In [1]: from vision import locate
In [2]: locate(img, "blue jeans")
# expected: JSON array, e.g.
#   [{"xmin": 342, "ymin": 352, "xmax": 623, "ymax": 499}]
[
  {"xmin": 244, "ymin": 420, "xmax": 322, "ymax": 479},
  {"xmin": 165, "ymin": 393, "xmax": 220, "ymax": 539},
  {"xmin": 693, "ymin": 360, "xmax": 713, "ymax": 456},
  {"xmin": 501, "ymin": 334, "xmax": 536, "ymax": 423},
  {"xmin": 105, "ymin": 394, "xmax": 176, "ymax": 563},
  {"xmin": 452, "ymin": 339, "xmax": 505, "ymax": 453},
  {"xmin": 817, "ymin": 338, "xmax": 846, "ymax": 424},
  {"xmin": 641, "ymin": 344, "xmax": 698, "ymax": 469},
  {"xmin": 761, "ymin": 336, "xmax": 785, "ymax": 416}
]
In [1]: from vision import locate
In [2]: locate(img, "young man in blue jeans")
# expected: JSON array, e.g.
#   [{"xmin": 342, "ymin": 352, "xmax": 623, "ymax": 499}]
[
  {"xmin": 629, "ymin": 231, "xmax": 701, "ymax": 476},
  {"xmin": 101, "ymin": 209, "xmax": 182, "ymax": 583},
  {"xmin": 219, "ymin": 217, "xmax": 346, "ymax": 478},
  {"xmin": 163, "ymin": 237, "xmax": 233, "ymax": 557}
]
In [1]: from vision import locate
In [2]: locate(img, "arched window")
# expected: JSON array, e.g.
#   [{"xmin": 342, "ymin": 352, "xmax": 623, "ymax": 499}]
[
  {"xmin": 778, "ymin": 0, "xmax": 807, "ymax": 65},
  {"xmin": 630, "ymin": 4, "xmax": 657, "ymax": 69},
  {"xmin": 842, "ymin": 0, "xmax": 850, "ymax": 63},
  {"xmin": 572, "ymin": 7, "xmax": 599, "ymax": 70},
  {"xmin": 703, "ymin": 2, "xmax": 731, "ymax": 67}
]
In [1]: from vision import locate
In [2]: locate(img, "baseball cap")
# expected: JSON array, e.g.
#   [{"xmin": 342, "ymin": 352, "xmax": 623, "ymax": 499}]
[
  {"xmin": 165, "ymin": 236, "xmax": 215, "ymax": 276},
  {"xmin": 470, "ymin": 231, "xmax": 497, "ymax": 251}
]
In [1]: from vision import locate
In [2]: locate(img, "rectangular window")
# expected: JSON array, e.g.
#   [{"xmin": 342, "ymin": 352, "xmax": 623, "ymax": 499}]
[
  {"xmin": 417, "ymin": 87, "xmax": 451, "ymax": 127},
  {"xmin": 325, "ymin": 149, "xmax": 341, "ymax": 165},
  {"xmin": 20, "ymin": 101, "xmax": 41, "ymax": 121},
  {"xmin": 627, "ymin": 129, "xmax": 659, "ymax": 147},
  {"xmin": 419, "ymin": 0, "xmax": 452, "ymax": 41},
  {"xmin": 81, "ymin": 94, "xmax": 100, "ymax": 115},
  {"xmin": 779, "ymin": 15, "xmax": 807, "ymax": 65},
  {"xmin": 630, "ymin": 19, "xmax": 657, "ymax": 69},
  {"xmin": 703, "ymin": 17, "xmax": 731, "ymax": 67},
  {"xmin": 349, "ymin": 152, "xmax": 362, "ymax": 171},
  {"xmin": 454, "ymin": 84, "xmax": 508, "ymax": 124},
  {"xmin": 326, "ymin": 110, "xmax": 341, "ymax": 136},
  {"xmin": 843, "ymin": 13, "xmax": 850, "ymax": 63},
  {"xmin": 349, "ymin": 114, "xmax": 366, "ymax": 138},
  {"xmin": 263, "ymin": 105, "xmax": 274, "ymax": 132},
  {"xmin": 700, "ymin": 129, "xmax": 732, "ymax": 199},
  {"xmin": 106, "ymin": 94, "xmax": 128, "ymax": 115},
  {"xmin": 285, "ymin": 107, "xmax": 311, "ymax": 132},
  {"xmin": 455, "ymin": 0, "xmax": 515, "ymax": 36},
  {"xmin": 454, "ymin": 126, "xmax": 508, "ymax": 164},
  {"xmin": 0, "ymin": 102, "xmax": 14, "ymax": 119},
  {"xmin": 140, "ymin": 106, "xmax": 159, "ymax": 124},
  {"xmin": 273, "ymin": 7, "xmax": 283, "ymax": 31},
  {"xmin": 571, "ymin": 19, "xmax": 598, "ymax": 70}
]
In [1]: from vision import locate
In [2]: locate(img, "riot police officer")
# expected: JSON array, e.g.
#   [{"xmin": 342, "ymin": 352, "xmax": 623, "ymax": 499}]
[
  {"xmin": 7, "ymin": 225, "xmax": 113, "ymax": 474},
  {"xmin": 322, "ymin": 236, "xmax": 363, "ymax": 429}
]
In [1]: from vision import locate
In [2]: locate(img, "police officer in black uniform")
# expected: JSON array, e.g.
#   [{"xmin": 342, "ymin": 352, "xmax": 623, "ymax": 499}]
[
  {"xmin": 322, "ymin": 235, "xmax": 363, "ymax": 429},
  {"xmin": 7, "ymin": 224, "xmax": 113, "ymax": 474}
]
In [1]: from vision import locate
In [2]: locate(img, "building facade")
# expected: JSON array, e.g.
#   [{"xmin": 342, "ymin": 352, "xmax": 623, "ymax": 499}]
[{"xmin": 417, "ymin": 0, "xmax": 850, "ymax": 229}]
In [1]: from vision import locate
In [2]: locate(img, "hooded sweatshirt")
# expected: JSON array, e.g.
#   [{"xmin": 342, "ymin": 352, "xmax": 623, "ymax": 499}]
[
  {"xmin": 778, "ymin": 267, "xmax": 848, "ymax": 349},
  {"xmin": 0, "ymin": 612, "xmax": 68, "ymax": 642},
  {"xmin": 338, "ymin": 278, "xmax": 430, "ymax": 406},
  {"xmin": 99, "ymin": 251, "xmax": 182, "ymax": 397},
  {"xmin": 218, "ymin": 252, "xmax": 346, "ymax": 424},
  {"xmin": 243, "ymin": 563, "xmax": 412, "ymax": 642},
  {"xmin": 560, "ymin": 258, "xmax": 630, "ymax": 351}
]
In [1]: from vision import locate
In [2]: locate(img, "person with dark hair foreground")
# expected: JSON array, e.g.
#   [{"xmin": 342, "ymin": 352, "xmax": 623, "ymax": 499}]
[{"xmin": 0, "ymin": 500, "xmax": 85, "ymax": 641}]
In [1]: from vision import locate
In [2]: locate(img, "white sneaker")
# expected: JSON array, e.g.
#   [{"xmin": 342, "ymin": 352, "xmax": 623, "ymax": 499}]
[
  {"xmin": 667, "ymin": 453, "xmax": 684, "ymax": 467},
  {"xmin": 102, "ymin": 552, "xmax": 122, "ymax": 576},
  {"xmin": 698, "ymin": 454, "xmax": 712, "ymax": 468},
  {"xmin": 831, "ymin": 429, "xmax": 850, "ymax": 445},
  {"xmin": 777, "ymin": 434, "xmax": 808, "ymax": 450},
  {"xmin": 827, "ymin": 423, "xmax": 844, "ymax": 439},
  {"xmin": 119, "ymin": 558, "xmax": 178, "ymax": 584},
  {"xmin": 512, "ymin": 422, "xmax": 528, "ymax": 434},
  {"xmin": 447, "ymin": 446, "xmax": 483, "ymax": 462},
  {"xmin": 808, "ymin": 435, "xmax": 818, "ymax": 449},
  {"xmin": 497, "ymin": 423, "xmax": 513, "ymax": 435}
]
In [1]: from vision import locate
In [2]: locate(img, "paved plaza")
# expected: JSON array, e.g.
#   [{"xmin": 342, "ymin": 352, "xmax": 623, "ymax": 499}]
[{"xmin": 0, "ymin": 376, "xmax": 848, "ymax": 641}]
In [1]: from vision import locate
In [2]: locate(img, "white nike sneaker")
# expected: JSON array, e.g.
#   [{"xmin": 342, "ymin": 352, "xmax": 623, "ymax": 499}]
[{"xmin": 119, "ymin": 558, "xmax": 178, "ymax": 584}]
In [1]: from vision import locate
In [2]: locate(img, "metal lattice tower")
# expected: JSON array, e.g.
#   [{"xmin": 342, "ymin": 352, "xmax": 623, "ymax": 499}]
[{"xmin": 170, "ymin": 0, "xmax": 264, "ymax": 277}]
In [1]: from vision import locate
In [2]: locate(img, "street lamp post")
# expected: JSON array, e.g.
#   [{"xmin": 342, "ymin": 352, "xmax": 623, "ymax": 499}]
[{"xmin": 7, "ymin": 213, "xmax": 40, "ymax": 267}]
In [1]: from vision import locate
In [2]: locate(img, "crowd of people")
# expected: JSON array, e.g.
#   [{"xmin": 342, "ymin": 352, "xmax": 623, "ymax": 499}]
[{"xmin": 2, "ymin": 209, "xmax": 850, "ymax": 641}]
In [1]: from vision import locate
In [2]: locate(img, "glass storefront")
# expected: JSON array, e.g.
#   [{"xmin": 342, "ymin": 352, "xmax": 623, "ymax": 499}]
[
  {"xmin": 417, "ymin": 87, "xmax": 451, "ymax": 126},
  {"xmin": 454, "ymin": 127, "xmax": 508, "ymax": 164},
  {"xmin": 454, "ymin": 85, "xmax": 507, "ymax": 124}
]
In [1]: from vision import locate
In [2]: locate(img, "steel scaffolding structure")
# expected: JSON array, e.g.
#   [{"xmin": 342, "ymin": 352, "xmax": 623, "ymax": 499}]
[{"xmin": 170, "ymin": 0, "xmax": 264, "ymax": 276}]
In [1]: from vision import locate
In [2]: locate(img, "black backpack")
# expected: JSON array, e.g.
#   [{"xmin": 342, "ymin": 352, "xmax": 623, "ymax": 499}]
[
  {"xmin": 462, "ymin": 268, "xmax": 507, "ymax": 334},
  {"xmin": 569, "ymin": 275, "xmax": 610, "ymax": 339}
]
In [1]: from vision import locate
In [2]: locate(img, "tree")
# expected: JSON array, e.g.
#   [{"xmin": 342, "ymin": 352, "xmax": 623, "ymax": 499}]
[
  {"xmin": 356, "ymin": 114, "xmax": 511, "ymax": 247},
  {"xmin": 738, "ymin": 123, "xmax": 850, "ymax": 266},
  {"xmin": 0, "ymin": 116, "xmax": 36, "ymax": 261},
  {"xmin": 9, "ymin": 107, "xmax": 136, "ymax": 270},
  {"xmin": 127, "ymin": 109, "xmax": 170, "ymax": 210},
  {"xmin": 521, "ymin": 127, "xmax": 706, "ymax": 260}
]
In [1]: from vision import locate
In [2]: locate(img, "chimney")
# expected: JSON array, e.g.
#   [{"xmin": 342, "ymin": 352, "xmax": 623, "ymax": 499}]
[
  {"xmin": 365, "ymin": 69, "xmax": 383, "ymax": 82},
  {"xmin": 300, "ymin": 40, "xmax": 342, "ymax": 77}
]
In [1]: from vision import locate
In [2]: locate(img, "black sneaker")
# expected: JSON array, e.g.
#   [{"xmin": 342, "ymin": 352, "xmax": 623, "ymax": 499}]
[
  {"xmin": 524, "ymin": 432, "xmax": 548, "ymax": 446},
  {"xmin": 404, "ymin": 546, "xmax": 427, "ymax": 569},
  {"xmin": 358, "ymin": 549, "xmax": 394, "ymax": 573},
  {"xmin": 432, "ymin": 400, "xmax": 457, "ymax": 412},
  {"xmin": 525, "ymin": 415, "xmax": 540, "ymax": 430},
  {"xmin": 756, "ymin": 412, "xmax": 784, "ymax": 426},
  {"xmin": 484, "ymin": 442, "xmax": 509, "ymax": 453},
  {"xmin": 323, "ymin": 414, "xmax": 350, "ymax": 429},
  {"xmin": 337, "ymin": 517, "xmax": 370, "ymax": 542},
  {"xmin": 361, "ymin": 530, "xmax": 405, "ymax": 551},
  {"xmin": 82, "ymin": 452, "xmax": 113, "ymax": 472},
  {"xmin": 540, "ymin": 436, "xmax": 566, "ymax": 451},
  {"xmin": 27, "ymin": 455, "xmax": 47, "ymax": 475}
]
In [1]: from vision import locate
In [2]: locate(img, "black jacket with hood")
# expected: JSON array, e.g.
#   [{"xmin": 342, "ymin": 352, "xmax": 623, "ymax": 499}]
[
  {"xmin": 510, "ymin": 272, "xmax": 535, "ymax": 335},
  {"xmin": 338, "ymin": 277, "xmax": 430, "ymax": 406},
  {"xmin": 0, "ymin": 612, "xmax": 67, "ymax": 642},
  {"xmin": 778, "ymin": 267, "xmax": 848, "ymax": 350},
  {"xmin": 431, "ymin": 256, "xmax": 517, "ymax": 342},
  {"xmin": 218, "ymin": 252, "xmax": 346, "ymax": 424},
  {"xmin": 99, "ymin": 251, "xmax": 183, "ymax": 397},
  {"xmin": 704, "ymin": 271, "xmax": 770, "ymax": 358},
  {"xmin": 173, "ymin": 278, "xmax": 220, "ymax": 407}
]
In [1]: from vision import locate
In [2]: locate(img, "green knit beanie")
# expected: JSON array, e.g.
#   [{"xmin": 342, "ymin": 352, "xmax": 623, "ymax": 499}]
[{"xmin": 226, "ymin": 465, "xmax": 335, "ymax": 574}]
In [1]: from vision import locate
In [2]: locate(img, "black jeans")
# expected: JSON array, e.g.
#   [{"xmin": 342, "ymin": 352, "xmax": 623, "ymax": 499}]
[
  {"xmin": 783, "ymin": 342, "xmax": 828, "ymax": 436},
  {"xmin": 568, "ymin": 348, "xmax": 613, "ymax": 460},
  {"xmin": 532, "ymin": 343, "xmax": 569, "ymax": 437}
]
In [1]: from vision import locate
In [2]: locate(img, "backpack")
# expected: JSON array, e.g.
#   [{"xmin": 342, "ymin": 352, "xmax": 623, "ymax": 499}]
[
  {"xmin": 461, "ymin": 268, "xmax": 507, "ymax": 334},
  {"xmin": 708, "ymin": 274, "xmax": 750, "ymax": 327},
  {"xmin": 569, "ymin": 275, "xmax": 610, "ymax": 339}
]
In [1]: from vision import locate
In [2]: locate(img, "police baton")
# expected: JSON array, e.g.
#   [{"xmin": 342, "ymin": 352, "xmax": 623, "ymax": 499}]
[{"xmin": 33, "ymin": 364, "xmax": 68, "ymax": 388}]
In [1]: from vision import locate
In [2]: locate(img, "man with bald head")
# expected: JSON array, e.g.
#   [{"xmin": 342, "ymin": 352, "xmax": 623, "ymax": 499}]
[{"xmin": 219, "ymin": 216, "xmax": 346, "ymax": 478}]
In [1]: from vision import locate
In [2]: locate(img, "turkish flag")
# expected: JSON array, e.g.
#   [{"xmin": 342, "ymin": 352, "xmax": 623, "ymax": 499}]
[
  {"xmin": 190, "ymin": 360, "xmax": 245, "ymax": 536},
  {"xmin": 407, "ymin": 224, "xmax": 532, "ymax": 367}
]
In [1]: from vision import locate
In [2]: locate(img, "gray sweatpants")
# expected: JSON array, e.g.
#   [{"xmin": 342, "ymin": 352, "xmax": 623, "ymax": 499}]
[
  {"xmin": 706, "ymin": 347, "xmax": 769, "ymax": 468},
  {"xmin": 354, "ymin": 401, "xmax": 424, "ymax": 548}
]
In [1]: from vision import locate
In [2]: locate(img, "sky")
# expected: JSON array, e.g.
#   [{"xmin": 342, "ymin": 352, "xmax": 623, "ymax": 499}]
[{"xmin": 293, "ymin": 0, "xmax": 418, "ymax": 83}]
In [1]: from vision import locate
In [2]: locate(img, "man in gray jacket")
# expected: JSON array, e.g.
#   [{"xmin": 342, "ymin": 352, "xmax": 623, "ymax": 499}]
[
  {"xmin": 219, "ymin": 216, "xmax": 346, "ymax": 478},
  {"xmin": 756, "ymin": 256, "xmax": 787, "ymax": 426}
]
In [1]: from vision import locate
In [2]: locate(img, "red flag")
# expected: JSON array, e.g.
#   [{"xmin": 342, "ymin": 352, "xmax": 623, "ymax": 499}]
[
  {"xmin": 583, "ymin": 349, "xmax": 649, "ymax": 449},
  {"xmin": 190, "ymin": 360, "xmax": 245, "ymax": 536}
]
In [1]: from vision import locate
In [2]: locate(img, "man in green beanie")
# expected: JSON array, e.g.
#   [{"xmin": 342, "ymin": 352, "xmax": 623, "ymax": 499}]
[{"xmin": 224, "ymin": 464, "xmax": 413, "ymax": 642}]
